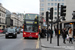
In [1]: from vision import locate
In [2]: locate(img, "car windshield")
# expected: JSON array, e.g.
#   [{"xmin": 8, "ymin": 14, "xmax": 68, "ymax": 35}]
[{"xmin": 7, "ymin": 28, "xmax": 16, "ymax": 33}]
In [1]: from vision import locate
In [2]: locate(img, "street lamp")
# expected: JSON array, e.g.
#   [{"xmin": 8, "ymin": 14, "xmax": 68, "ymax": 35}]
[{"xmin": 72, "ymin": 11, "xmax": 75, "ymax": 19}]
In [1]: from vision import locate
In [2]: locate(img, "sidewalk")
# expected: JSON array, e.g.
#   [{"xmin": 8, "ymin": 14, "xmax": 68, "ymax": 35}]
[
  {"xmin": 0, "ymin": 34, "xmax": 5, "ymax": 37},
  {"xmin": 41, "ymin": 35, "xmax": 75, "ymax": 50}
]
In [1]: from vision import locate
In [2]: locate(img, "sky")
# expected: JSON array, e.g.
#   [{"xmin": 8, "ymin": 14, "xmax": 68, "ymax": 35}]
[{"xmin": 0, "ymin": 0, "xmax": 40, "ymax": 14}]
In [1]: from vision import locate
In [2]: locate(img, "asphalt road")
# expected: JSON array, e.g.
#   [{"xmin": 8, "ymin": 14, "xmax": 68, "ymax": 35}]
[{"xmin": 0, "ymin": 33, "xmax": 41, "ymax": 50}]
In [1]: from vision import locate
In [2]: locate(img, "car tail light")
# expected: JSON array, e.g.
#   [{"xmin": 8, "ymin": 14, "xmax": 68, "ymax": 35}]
[{"xmin": 36, "ymin": 33, "xmax": 38, "ymax": 35}]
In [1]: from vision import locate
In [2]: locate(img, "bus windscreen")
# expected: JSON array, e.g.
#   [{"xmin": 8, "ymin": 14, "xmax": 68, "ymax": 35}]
[
  {"xmin": 25, "ymin": 14, "xmax": 39, "ymax": 20},
  {"xmin": 24, "ymin": 25, "xmax": 38, "ymax": 32}
]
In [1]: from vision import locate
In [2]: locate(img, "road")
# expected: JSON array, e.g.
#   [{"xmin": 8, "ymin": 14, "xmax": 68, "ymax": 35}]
[{"xmin": 0, "ymin": 33, "xmax": 41, "ymax": 50}]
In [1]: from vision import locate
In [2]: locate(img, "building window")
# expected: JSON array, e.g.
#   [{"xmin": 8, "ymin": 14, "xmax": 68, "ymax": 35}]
[
  {"xmin": 0, "ymin": 13, "xmax": 1, "ymax": 16},
  {"xmin": 41, "ymin": 0, "xmax": 44, "ymax": 2},
  {"xmin": 62, "ymin": 0, "xmax": 64, "ymax": 1},
  {"xmin": 4, "ymin": 14, "xmax": 5, "ymax": 17},
  {"xmin": 41, "ymin": 8, "xmax": 44, "ymax": 11},
  {"xmin": 55, "ymin": 12, "xmax": 57, "ymax": 15},
  {"xmin": 41, "ymin": 12, "xmax": 44, "ymax": 15},
  {"xmin": 59, "ymin": 3, "xmax": 60, "ymax": 5},
  {"xmin": 55, "ymin": 3, "xmax": 57, "ymax": 6},
  {"xmin": 51, "ymin": 0, "xmax": 53, "ymax": 1},
  {"xmin": 48, "ymin": 7, "xmax": 50, "ymax": 10},
  {"xmin": 51, "ymin": 3, "xmax": 53, "ymax": 6},
  {"xmin": 62, "ymin": 3, "xmax": 64, "ymax": 5},
  {"xmin": 59, "ymin": 12, "xmax": 60, "ymax": 15},
  {"xmin": 59, "ymin": 8, "xmax": 61, "ymax": 10},
  {"xmin": 48, "ymin": 3, "xmax": 50, "ymax": 6},
  {"xmin": 55, "ymin": 7, "xmax": 57, "ymax": 10},
  {"xmin": 2, "ymin": 14, "xmax": 3, "ymax": 17},
  {"xmin": 55, "ymin": 0, "xmax": 57, "ymax": 1},
  {"xmin": 48, "ymin": 0, "xmax": 50, "ymax": 1},
  {"xmin": 58, "ymin": 0, "xmax": 61, "ymax": 1},
  {"xmin": 41, "ymin": 4, "xmax": 44, "ymax": 7}
]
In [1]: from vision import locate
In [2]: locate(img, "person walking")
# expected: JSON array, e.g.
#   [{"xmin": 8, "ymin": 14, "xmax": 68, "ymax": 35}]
[
  {"xmin": 73, "ymin": 28, "xmax": 75, "ymax": 41},
  {"xmin": 68, "ymin": 28, "xmax": 73, "ymax": 44},
  {"xmin": 48, "ymin": 28, "xmax": 53, "ymax": 43},
  {"xmin": 62, "ymin": 28, "xmax": 67, "ymax": 44},
  {"xmin": 55, "ymin": 28, "xmax": 57, "ymax": 36},
  {"xmin": 42, "ymin": 28, "xmax": 45, "ymax": 38}
]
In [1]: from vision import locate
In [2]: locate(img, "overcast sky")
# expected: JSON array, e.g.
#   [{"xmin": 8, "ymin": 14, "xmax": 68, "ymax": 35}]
[{"xmin": 0, "ymin": 0, "xmax": 40, "ymax": 14}]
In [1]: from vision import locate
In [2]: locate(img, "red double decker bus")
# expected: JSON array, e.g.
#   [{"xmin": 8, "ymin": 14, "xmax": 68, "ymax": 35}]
[{"xmin": 23, "ymin": 13, "xmax": 40, "ymax": 39}]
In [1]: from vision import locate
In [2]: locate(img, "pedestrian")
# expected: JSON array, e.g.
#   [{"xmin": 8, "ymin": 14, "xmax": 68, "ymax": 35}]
[
  {"xmin": 56, "ymin": 28, "xmax": 58, "ymax": 36},
  {"xmin": 68, "ymin": 28, "xmax": 73, "ymax": 44},
  {"xmin": 66, "ymin": 28, "xmax": 69, "ymax": 41},
  {"xmin": 47, "ymin": 29, "xmax": 49, "ymax": 41},
  {"xmin": 48, "ymin": 28, "xmax": 53, "ymax": 43},
  {"xmin": 55, "ymin": 28, "xmax": 57, "ymax": 36},
  {"xmin": 45, "ymin": 28, "xmax": 47, "ymax": 36},
  {"xmin": 73, "ymin": 28, "xmax": 75, "ymax": 41},
  {"xmin": 62, "ymin": 28, "xmax": 67, "ymax": 44},
  {"xmin": 42, "ymin": 28, "xmax": 45, "ymax": 38}
]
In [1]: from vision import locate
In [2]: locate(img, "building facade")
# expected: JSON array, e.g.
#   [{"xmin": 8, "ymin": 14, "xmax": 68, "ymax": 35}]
[
  {"xmin": 11, "ymin": 13, "xmax": 24, "ymax": 27},
  {"xmin": 11, "ymin": 13, "xmax": 19, "ymax": 27},
  {"xmin": 48, "ymin": 0, "xmax": 75, "ymax": 30},
  {"xmin": 61, "ymin": 0, "xmax": 75, "ymax": 29},
  {"xmin": 40, "ymin": 0, "xmax": 66, "ymax": 21},
  {"xmin": 17, "ymin": 13, "xmax": 24, "ymax": 27},
  {"xmin": 0, "ymin": 3, "xmax": 6, "ymax": 29}
]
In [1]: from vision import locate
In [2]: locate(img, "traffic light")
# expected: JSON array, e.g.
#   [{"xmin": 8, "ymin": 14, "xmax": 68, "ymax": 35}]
[
  {"xmin": 46, "ymin": 11, "xmax": 48, "ymax": 22},
  {"xmin": 61, "ymin": 5, "xmax": 66, "ymax": 16},
  {"xmin": 50, "ymin": 8, "xmax": 53, "ymax": 20}
]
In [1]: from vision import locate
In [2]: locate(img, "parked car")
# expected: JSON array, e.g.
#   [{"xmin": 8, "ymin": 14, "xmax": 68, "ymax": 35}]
[
  {"xmin": 0, "ymin": 29, "xmax": 4, "ymax": 33},
  {"xmin": 5, "ymin": 27, "xmax": 17, "ymax": 38}
]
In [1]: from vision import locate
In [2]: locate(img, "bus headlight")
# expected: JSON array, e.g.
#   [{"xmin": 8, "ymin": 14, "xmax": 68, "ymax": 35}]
[
  {"xmin": 24, "ymin": 33, "xmax": 26, "ymax": 35},
  {"xmin": 36, "ymin": 33, "xmax": 38, "ymax": 35}
]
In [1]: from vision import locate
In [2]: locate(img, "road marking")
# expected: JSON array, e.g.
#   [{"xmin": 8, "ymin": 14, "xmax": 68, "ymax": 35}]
[
  {"xmin": 36, "ymin": 37, "xmax": 39, "ymax": 49},
  {"xmin": 20, "ymin": 38, "xmax": 24, "ymax": 40}
]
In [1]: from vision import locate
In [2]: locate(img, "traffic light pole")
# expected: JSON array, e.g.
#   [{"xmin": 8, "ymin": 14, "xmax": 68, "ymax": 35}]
[
  {"xmin": 50, "ymin": 19, "xmax": 53, "ymax": 43},
  {"xmin": 46, "ymin": 11, "xmax": 49, "ymax": 41},
  {"xmin": 50, "ymin": 8, "xmax": 53, "ymax": 43},
  {"xmin": 57, "ymin": 3, "xmax": 59, "ymax": 46},
  {"xmin": 47, "ymin": 21, "xmax": 48, "ymax": 41}
]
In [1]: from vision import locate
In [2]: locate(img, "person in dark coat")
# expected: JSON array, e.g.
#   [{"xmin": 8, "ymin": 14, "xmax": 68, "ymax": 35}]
[
  {"xmin": 62, "ymin": 28, "xmax": 67, "ymax": 44},
  {"xmin": 48, "ymin": 28, "xmax": 53, "ymax": 43},
  {"xmin": 73, "ymin": 28, "xmax": 75, "ymax": 41},
  {"xmin": 42, "ymin": 28, "xmax": 45, "ymax": 38},
  {"xmin": 55, "ymin": 28, "xmax": 57, "ymax": 36}
]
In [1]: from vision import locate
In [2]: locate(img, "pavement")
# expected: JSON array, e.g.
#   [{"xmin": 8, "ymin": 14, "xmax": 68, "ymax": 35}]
[{"xmin": 41, "ymin": 35, "xmax": 75, "ymax": 50}]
